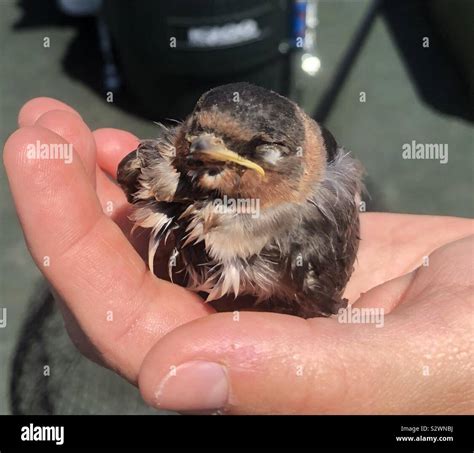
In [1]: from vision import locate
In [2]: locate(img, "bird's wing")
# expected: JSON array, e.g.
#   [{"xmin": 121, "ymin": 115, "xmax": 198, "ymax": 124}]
[
  {"xmin": 117, "ymin": 134, "xmax": 182, "ymax": 204},
  {"xmin": 287, "ymin": 149, "xmax": 363, "ymax": 317}
]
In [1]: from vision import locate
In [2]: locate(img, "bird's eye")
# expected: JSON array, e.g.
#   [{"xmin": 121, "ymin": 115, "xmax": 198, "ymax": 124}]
[{"xmin": 255, "ymin": 143, "xmax": 288, "ymax": 165}]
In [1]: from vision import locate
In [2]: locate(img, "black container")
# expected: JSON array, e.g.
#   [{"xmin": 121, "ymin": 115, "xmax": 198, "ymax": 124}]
[{"xmin": 103, "ymin": 0, "xmax": 292, "ymax": 119}]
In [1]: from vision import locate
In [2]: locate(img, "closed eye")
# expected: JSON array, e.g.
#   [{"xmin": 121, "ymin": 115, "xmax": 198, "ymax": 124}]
[{"xmin": 256, "ymin": 144, "xmax": 288, "ymax": 165}]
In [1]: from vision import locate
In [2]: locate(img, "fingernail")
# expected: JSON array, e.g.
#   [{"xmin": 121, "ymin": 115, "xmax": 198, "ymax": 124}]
[{"xmin": 155, "ymin": 361, "xmax": 229, "ymax": 412}]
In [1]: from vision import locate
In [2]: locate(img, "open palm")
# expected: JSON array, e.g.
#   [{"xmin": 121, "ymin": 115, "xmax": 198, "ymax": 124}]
[{"xmin": 4, "ymin": 98, "xmax": 473, "ymax": 414}]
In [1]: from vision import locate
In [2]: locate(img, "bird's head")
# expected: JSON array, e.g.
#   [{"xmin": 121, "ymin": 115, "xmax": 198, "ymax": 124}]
[
  {"xmin": 117, "ymin": 83, "xmax": 337, "ymax": 209},
  {"xmin": 174, "ymin": 83, "xmax": 331, "ymax": 206}
]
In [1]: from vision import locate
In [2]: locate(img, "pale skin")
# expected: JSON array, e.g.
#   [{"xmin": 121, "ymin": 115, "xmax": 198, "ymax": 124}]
[{"xmin": 3, "ymin": 97, "xmax": 473, "ymax": 414}]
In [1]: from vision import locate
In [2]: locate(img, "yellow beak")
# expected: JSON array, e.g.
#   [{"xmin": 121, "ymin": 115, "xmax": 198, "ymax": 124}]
[{"xmin": 198, "ymin": 148, "xmax": 265, "ymax": 177}]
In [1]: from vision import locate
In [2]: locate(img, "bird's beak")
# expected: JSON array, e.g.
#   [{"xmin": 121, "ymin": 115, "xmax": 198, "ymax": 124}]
[{"xmin": 189, "ymin": 134, "xmax": 265, "ymax": 177}]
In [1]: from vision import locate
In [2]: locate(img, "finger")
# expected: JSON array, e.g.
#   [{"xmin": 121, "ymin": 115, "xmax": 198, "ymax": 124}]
[
  {"xmin": 92, "ymin": 127, "xmax": 138, "ymax": 217},
  {"xmin": 93, "ymin": 128, "xmax": 141, "ymax": 231},
  {"xmin": 35, "ymin": 109, "xmax": 96, "ymax": 182},
  {"xmin": 352, "ymin": 226, "xmax": 474, "ymax": 313},
  {"xmin": 96, "ymin": 167, "xmax": 128, "ymax": 214},
  {"xmin": 351, "ymin": 270, "xmax": 416, "ymax": 313},
  {"xmin": 61, "ymin": 168, "xmax": 149, "ymax": 366},
  {"xmin": 93, "ymin": 128, "xmax": 139, "ymax": 179},
  {"xmin": 4, "ymin": 126, "xmax": 213, "ymax": 382},
  {"xmin": 138, "ymin": 302, "xmax": 466, "ymax": 414},
  {"xmin": 345, "ymin": 213, "xmax": 474, "ymax": 302},
  {"xmin": 95, "ymin": 167, "xmax": 151, "ymax": 260},
  {"xmin": 95, "ymin": 129, "xmax": 170, "ymax": 270},
  {"xmin": 18, "ymin": 97, "xmax": 81, "ymax": 127},
  {"xmin": 138, "ymin": 311, "xmax": 405, "ymax": 414}
]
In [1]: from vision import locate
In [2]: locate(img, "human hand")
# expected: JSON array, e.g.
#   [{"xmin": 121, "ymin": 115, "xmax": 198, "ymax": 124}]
[
  {"xmin": 4, "ymin": 98, "xmax": 473, "ymax": 414},
  {"xmin": 3, "ymin": 97, "xmax": 213, "ymax": 383}
]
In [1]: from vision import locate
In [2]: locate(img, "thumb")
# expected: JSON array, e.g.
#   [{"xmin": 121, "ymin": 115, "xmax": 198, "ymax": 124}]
[{"xmin": 138, "ymin": 310, "xmax": 407, "ymax": 414}]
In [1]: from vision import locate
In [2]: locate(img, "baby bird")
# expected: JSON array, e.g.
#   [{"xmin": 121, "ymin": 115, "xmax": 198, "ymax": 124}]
[{"xmin": 117, "ymin": 82, "xmax": 363, "ymax": 318}]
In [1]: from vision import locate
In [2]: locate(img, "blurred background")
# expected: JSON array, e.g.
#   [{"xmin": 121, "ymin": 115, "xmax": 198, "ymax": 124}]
[{"xmin": 0, "ymin": 0, "xmax": 473, "ymax": 415}]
